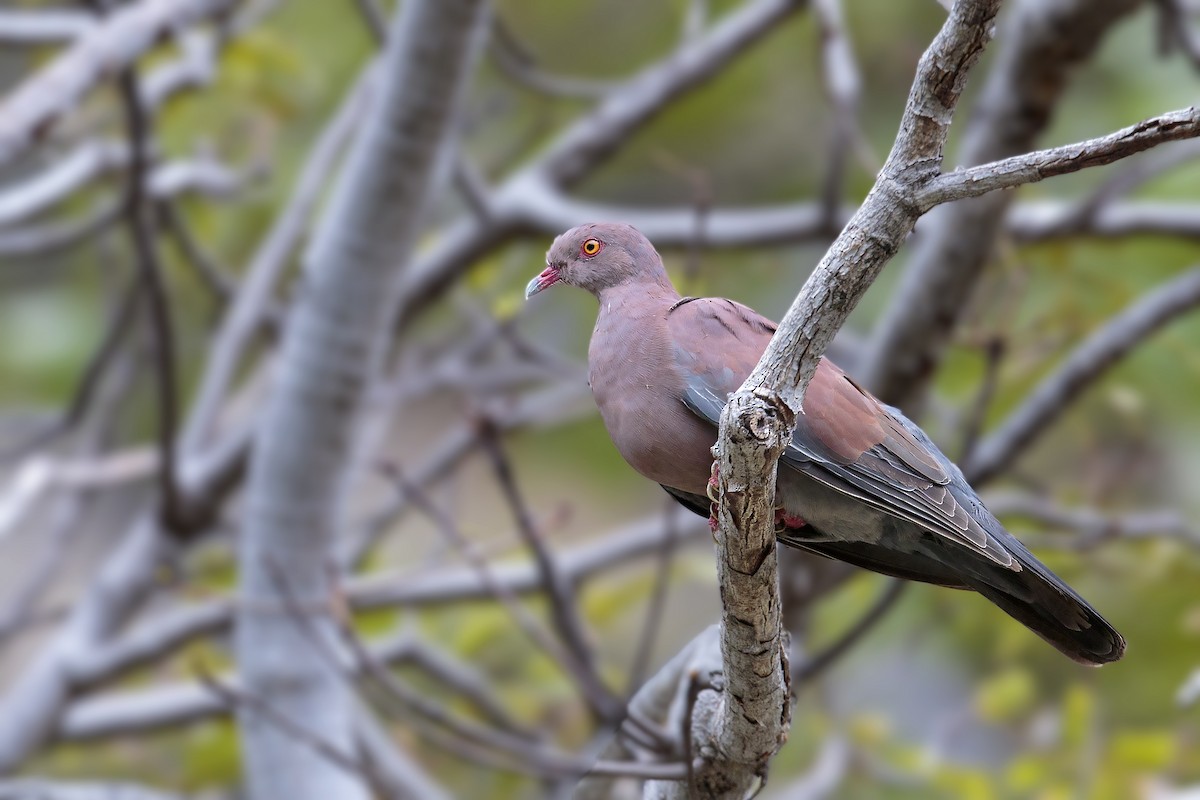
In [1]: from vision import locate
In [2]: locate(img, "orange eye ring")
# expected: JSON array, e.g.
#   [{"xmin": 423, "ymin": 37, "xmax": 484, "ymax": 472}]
[{"xmin": 581, "ymin": 238, "xmax": 603, "ymax": 257}]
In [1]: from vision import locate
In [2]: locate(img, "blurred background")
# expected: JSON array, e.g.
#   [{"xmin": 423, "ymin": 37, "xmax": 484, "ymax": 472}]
[{"xmin": 1, "ymin": 0, "xmax": 1199, "ymax": 798}]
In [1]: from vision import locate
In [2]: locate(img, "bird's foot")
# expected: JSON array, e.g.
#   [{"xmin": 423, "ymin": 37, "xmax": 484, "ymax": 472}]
[
  {"xmin": 707, "ymin": 461, "xmax": 720, "ymax": 536},
  {"xmin": 706, "ymin": 461, "xmax": 720, "ymax": 503},
  {"xmin": 774, "ymin": 506, "xmax": 807, "ymax": 533}
]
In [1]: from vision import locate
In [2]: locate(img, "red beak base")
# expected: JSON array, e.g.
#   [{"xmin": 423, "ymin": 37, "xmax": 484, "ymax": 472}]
[{"xmin": 525, "ymin": 266, "xmax": 561, "ymax": 299}]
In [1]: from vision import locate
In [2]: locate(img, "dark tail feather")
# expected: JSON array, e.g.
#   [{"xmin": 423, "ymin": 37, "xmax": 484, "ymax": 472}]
[
  {"xmin": 661, "ymin": 484, "xmax": 1126, "ymax": 665},
  {"xmin": 963, "ymin": 553, "xmax": 1125, "ymax": 666}
]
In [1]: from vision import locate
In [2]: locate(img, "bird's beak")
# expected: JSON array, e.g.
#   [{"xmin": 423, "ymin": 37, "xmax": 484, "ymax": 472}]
[{"xmin": 525, "ymin": 265, "xmax": 561, "ymax": 299}]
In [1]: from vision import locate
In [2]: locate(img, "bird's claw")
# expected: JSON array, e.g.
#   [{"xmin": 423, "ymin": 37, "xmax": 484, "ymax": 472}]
[{"xmin": 706, "ymin": 461, "xmax": 722, "ymax": 537}]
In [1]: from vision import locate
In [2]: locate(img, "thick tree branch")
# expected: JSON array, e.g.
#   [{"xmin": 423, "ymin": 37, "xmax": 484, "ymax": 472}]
[{"xmin": 233, "ymin": 2, "xmax": 486, "ymax": 797}]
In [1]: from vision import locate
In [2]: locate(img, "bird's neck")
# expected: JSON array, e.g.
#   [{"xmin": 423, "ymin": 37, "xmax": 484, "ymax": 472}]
[{"xmin": 595, "ymin": 274, "xmax": 679, "ymax": 311}]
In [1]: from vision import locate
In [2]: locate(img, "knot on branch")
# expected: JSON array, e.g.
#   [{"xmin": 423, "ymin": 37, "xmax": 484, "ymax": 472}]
[{"xmin": 725, "ymin": 388, "xmax": 794, "ymax": 459}]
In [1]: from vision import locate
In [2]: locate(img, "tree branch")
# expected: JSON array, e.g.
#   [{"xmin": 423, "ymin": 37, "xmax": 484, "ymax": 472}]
[
  {"xmin": 0, "ymin": 0, "xmax": 239, "ymax": 169},
  {"xmin": 861, "ymin": 0, "xmax": 1144, "ymax": 410},
  {"xmin": 234, "ymin": 1, "xmax": 487, "ymax": 797},
  {"xmin": 915, "ymin": 106, "xmax": 1200, "ymax": 210},
  {"xmin": 966, "ymin": 266, "xmax": 1200, "ymax": 484},
  {"xmin": 390, "ymin": 0, "xmax": 806, "ymax": 335}
]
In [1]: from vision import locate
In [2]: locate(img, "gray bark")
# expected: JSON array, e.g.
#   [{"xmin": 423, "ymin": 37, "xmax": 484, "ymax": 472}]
[{"xmin": 233, "ymin": 1, "xmax": 487, "ymax": 798}]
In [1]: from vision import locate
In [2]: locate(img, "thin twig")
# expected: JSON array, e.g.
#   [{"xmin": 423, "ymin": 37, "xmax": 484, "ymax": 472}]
[
  {"xmin": 916, "ymin": 107, "xmax": 1200, "ymax": 210},
  {"xmin": 113, "ymin": 66, "xmax": 187, "ymax": 533},
  {"xmin": 196, "ymin": 666, "xmax": 368, "ymax": 776},
  {"xmin": 350, "ymin": 0, "xmax": 388, "ymax": 44},
  {"xmin": 1, "ymin": 277, "xmax": 141, "ymax": 460},
  {"xmin": 627, "ymin": 497, "xmax": 683, "ymax": 694},
  {"xmin": 331, "ymin": 610, "xmax": 684, "ymax": 782},
  {"xmin": 475, "ymin": 418, "xmax": 621, "ymax": 722},
  {"xmin": 387, "ymin": 465, "xmax": 621, "ymax": 722},
  {"xmin": 957, "ymin": 336, "xmax": 1005, "ymax": 464},
  {"xmin": 488, "ymin": 13, "xmax": 616, "ymax": 100},
  {"xmin": 792, "ymin": 579, "xmax": 907, "ymax": 684},
  {"xmin": 0, "ymin": 0, "xmax": 241, "ymax": 168}
]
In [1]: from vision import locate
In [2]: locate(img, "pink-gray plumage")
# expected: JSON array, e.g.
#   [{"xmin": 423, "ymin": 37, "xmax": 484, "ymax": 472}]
[{"xmin": 526, "ymin": 222, "xmax": 1125, "ymax": 666}]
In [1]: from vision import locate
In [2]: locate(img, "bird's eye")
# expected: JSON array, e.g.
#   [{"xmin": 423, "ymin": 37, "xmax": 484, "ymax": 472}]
[{"xmin": 581, "ymin": 238, "xmax": 602, "ymax": 257}]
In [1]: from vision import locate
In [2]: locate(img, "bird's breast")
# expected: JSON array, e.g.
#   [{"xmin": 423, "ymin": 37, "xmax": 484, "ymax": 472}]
[{"xmin": 588, "ymin": 315, "xmax": 715, "ymax": 494}]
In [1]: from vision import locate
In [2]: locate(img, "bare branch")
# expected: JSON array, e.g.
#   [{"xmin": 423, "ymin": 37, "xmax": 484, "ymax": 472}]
[
  {"xmin": 181, "ymin": 58, "xmax": 372, "ymax": 453},
  {"xmin": 350, "ymin": 0, "xmax": 388, "ymax": 44},
  {"xmin": 0, "ymin": 155, "xmax": 254, "ymax": 263},
  {"xmin": 0, "ymin": 10, "xmax": 93, "ymax": 45},
  {"xmin": 966, "ymin": 267, "xmax": 1200, "ymax": 483},
  {"xmin": 199, "ymin": 668, "xmax": 369, "ymax": 778},
  {"xmin": 1009, "ymin": 199, "xmax": 1200, "ymax": 241},
  {"xmin": 984, "ymin": 491, "xmax": 1200, "ymax": 549},
  {"xmin": 916, "ymin": 107, "xmax": 1200, "ymax": 210},
  {"xmin": 1, "ymin": 276, "xmax": 140, "ymax": 460},
  {"xmin": 1154, "ymin": 0, "xmax": 1200, "ymax": 68},
  {"xmin": 386, "ymin": 634, "xmax": 537, "ymax": 737},
  {"xmin": 476, "ymin": 422, "xmax": 621, "ymax": 722},
  {"xmin": 957, "ymin": 336, "xmax": 1006, "ymax": 463},
  {"xmin": 351, "ymin": 509, "xmax": 707, "ymax": 610},
  {"xmin": 0, "ymin": 141, "xmax": 125, "ymax": 227},
  {"xmin": 234, "ymin": 1, "xmax": 487, "ymax": 796},
  {"xmin": 394, "ymin": 467, "xmax": 620, "ymax": 722},
  {"xmin": 68, "ymin": 509, "xmax": 706, "ymax": 698},
  {"xmin": 391, "ymin": 0, "xmax": 806, "ymax": 333},
  {"xmin": 488, "ymin": 14, "xmax": 617, "ymax": 100},
  {"xmin": 812, "ymin": 0, "xmax": 866, "ymax": 225},
  {"xmin": 508, "ymin": 184, "xmax": 850, "ymax": 246},
  {"xmin": 862, "ymin": 0, "xmax": 1144, "ymax": 410},
  {"xmin": 111, "ymin": 65, "xmax": 188, "ymax": 533},
  {"xmin": 792, "ymin": 579, "xmax": 906, "ymax": 684},
  {"xmin": 0, "ymin": 779, "xmax": 186, "ymax": 800},
  {"xmin": 0, "ymin": 0, "xmax": 239, "ymax": 169},
  {"xmin": 626, "ymin": 499, "xmax": 685, "ymax": 693},
  {"xmin": 140, "ymin": 29, "xmax": 221, "ymax": 111},
  {"xmin": 0, "ymin": 203, "xmax": 123, "ymax": 257},
  {"xmin": 765, "ymin": 735, "xmax": 851, "ymax": 800},
  {"xmin": 0, "ymin": 516, "xmax": 176, "ymax": 771},
  {"xmin": 354, "ymin": 709, "xmax": 453, "ymax": 800}
]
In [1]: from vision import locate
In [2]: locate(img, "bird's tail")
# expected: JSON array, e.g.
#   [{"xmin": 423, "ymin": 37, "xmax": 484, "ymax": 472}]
[{"xmin": 963, "ymin": 551, "xmax": 1125, "ymax": 666}]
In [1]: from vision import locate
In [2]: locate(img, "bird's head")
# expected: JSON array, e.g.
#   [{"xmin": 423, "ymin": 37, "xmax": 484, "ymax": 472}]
[{"xmin": 525, "ymin": 223, "xmax": 669, "ymax": 299}]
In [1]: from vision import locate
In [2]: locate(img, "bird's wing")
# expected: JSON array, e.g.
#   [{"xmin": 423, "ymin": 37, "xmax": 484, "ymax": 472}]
[{"xmin": 670, "ymin": 299, "xmax": 1016, "ymax": 569}]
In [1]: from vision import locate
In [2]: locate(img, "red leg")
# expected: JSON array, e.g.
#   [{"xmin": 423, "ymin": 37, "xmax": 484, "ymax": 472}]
[{"xmin": 774, "ymin": 507, "xmax": 807, "ymax": 533}]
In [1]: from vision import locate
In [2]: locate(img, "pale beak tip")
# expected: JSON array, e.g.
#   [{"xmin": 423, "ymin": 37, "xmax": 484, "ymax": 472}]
[{"xmin": 525, "ymin": 266, "xmax": 560, "ymax": 300}]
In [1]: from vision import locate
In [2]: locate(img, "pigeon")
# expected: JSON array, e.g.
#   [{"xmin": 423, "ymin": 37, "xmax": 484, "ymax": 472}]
[{"xmin": 525, "ymin": 222, "xmax": 1125, "ymax": 665}]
